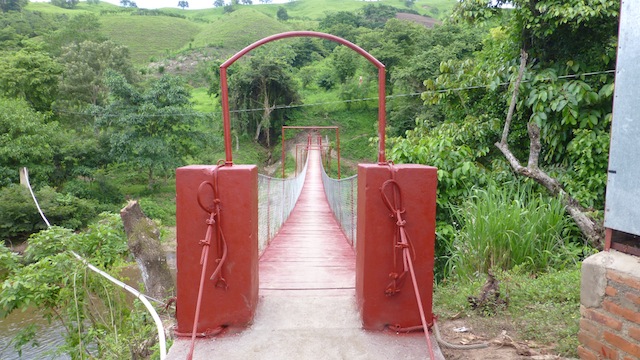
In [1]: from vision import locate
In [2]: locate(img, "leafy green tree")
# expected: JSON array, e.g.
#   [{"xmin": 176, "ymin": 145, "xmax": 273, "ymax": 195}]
[
  {"xmin": 276, "ymin": 6, "xmax": 288, "ymax": 21},
  {"xmin": 120, "ymin": 0, "xmax": 137, "ymax": 7},
  {"xmin": 240, "ymin": 0, "xmax": 252, "ymax": 4},
  {"xmin": 58, "ymin": 40, "xmax": 136, "ymax": 115},
  {"xmin": 0, "ymin": 46, "xmax": 62, "ymax": 112},
  {"xmin": 213, "ymin": 0, "xmax": 225, "ymax": 7},
  {"xmin": 95, "ymin": 73, "xmax": 203, "ymax": 187},
  {"xmin": 0, "ymin": 98, "xmax": 65, "ymax": 186},
  {"xmin": 331, "ymin": 46, "xmax": 359, "ymax": 83},
  {"xmin": 0, "ymin": 0, "xmax": 28, "ymax": 12},
  {"xmin": 45, "ymin": 13, "xmax": 106, "ymax": 56},
  {"xmin": 0, "ymin": 10, "xmax": 62, "ymax": 50},
  {"xmin": 177, "ymin": 0, "xmax": 188, "ymax": 9},
  {"xmin": 50, "ymin": 0, "xmax": 79, "ymax": 9},
  {"xmin": 417, "ymin": 0, "xmax": 619, "ymax": 247},
  {"xmin": 86, "ymin": 0, "xmax": 100, "ymax": 4},
  {"xmin": 229, "ymin": 45, "xmax": 300, "ymax": 147}
]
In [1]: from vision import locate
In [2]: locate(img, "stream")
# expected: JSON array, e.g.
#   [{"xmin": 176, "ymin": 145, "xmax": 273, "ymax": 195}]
[{"xmin": 0, "ymin": 251, "xmax": 176, "ymax": 359}]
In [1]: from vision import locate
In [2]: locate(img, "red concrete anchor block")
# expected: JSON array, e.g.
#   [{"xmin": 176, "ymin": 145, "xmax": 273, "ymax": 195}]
[
  {"xmin": 356, "ymin": 164, "xmax": 437, "ymax": 330},
  {"xmin": 175, "ymin": 165, "xmax": 259, "ymax": 336}
]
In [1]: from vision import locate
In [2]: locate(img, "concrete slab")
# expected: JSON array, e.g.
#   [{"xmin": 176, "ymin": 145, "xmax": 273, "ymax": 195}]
[{"xmin": 167, "ymin": 289, "xmax": 444, "ymax": 360}]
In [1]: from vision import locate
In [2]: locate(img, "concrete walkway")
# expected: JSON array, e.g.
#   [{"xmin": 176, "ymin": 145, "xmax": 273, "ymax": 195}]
[{"xmin": 167, "ymin": 150, "xmax": 444, "ymax": 360}]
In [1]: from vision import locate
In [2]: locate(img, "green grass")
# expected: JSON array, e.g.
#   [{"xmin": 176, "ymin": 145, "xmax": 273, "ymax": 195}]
[
  {"xmin": 191, "ymin": 8, "xmax": 289, "ymax": 53},
  {"xmin": 191, "ymin": 87, "xmax": 217, "ymax": 113},
  {"xmin": 101, "ymin": 15, "xmax": 202, "ymax": 63},
  {"xmin": 434, "ymin": 265, "xmax": 583, "ymax": 357},
  {"xmin": 446, "ymin": 181, "xmax": 583, "ymax": 279},
  {"xmin": 278, "ymin": 0, "xmax": 455, "ymax": 20}
]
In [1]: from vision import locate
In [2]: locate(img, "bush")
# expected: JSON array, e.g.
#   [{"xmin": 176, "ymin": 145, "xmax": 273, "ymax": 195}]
[{"xmin": 0, "ymin": 185, "xmax": 100, "ymax": 241}]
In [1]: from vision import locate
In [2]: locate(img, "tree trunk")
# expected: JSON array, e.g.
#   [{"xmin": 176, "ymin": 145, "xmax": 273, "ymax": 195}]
[{"xmin": 120, "ymin": 200, "xmax": 174, "ymax": 300}]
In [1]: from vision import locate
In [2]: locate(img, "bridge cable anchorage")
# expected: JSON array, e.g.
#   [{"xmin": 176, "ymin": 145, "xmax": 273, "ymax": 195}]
[
  {"xmin": 379, "ymin": 163, "xmax": 436, "ymax": 360},
  {"xmin": 187, "ymin": 160, "xmax": 229, "ymax": 360},
  {"xmin": 21, "ymin": 167, "xmax": 168, "ymax": 360}
]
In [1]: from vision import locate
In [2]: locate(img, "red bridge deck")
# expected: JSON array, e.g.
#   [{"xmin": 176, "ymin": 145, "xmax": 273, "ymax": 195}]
[{"xmin": 167, "ymin": 150, "xmax": 443, "ymax": 359}]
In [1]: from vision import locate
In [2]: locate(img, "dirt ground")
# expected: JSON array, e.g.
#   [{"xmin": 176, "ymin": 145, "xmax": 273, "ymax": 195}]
[{"xmin": 436, "ymin": 318, "xmax": 573, "ymax": 360}]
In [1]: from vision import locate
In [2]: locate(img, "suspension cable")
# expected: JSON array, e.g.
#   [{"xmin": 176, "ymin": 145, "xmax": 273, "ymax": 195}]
[{"xmin": 22, "ymin": 167, "xmax": 167, "ymax": 360}]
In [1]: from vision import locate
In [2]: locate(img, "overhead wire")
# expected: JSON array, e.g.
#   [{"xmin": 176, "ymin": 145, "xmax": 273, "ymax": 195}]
[{"xmin": 53, "ymin": 69, "xmax": 615, "ymax": 118}]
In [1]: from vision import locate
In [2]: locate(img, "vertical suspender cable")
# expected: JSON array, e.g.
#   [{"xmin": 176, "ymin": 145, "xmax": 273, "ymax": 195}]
[{"xmin": 22, "ymin": 167, "xmax": 167, "ymax": 360}]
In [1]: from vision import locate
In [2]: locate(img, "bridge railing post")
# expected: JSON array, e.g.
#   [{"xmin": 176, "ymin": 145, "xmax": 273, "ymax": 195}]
[{"xmin": 356, "ymin": 164, "xmax": 437, "ymax": 330}]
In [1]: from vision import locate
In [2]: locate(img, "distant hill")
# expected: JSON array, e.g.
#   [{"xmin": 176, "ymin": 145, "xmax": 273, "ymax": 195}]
[{"xmin": 24, "ymin": 0, "xmax": 456, "ymax": 65}]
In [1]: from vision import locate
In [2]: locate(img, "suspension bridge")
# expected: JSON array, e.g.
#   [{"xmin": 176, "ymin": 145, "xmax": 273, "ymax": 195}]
[
  {"xmin": 167, "ymin": 144, "xmax": 444, "ymax": 360},
  {"xmin": 165, "ymin": 31, "xmax": 442, "ymax": 360}
]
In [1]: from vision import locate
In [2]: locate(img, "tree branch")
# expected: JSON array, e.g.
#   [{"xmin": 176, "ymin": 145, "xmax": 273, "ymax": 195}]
[
  {"xmin": 495, "ymin": 49, "xmax": 604, "ymax": 249},
  {"xmin": 500, "ymin": 49, "xmax": 528, "ymax": 145}
]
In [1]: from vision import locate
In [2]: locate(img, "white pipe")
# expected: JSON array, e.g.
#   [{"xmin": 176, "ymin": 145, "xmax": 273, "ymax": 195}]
[{"xmin": 22, "ymin": 167, "xmax": 167, "ymax": 360}]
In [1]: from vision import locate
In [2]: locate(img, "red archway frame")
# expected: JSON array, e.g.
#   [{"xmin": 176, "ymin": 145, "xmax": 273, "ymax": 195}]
[{"xmin": 219, "ymin": 31, "xmax": 386, "ymax": 165}]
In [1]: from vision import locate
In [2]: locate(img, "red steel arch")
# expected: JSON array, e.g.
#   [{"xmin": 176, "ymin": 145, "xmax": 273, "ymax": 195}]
[{"xmin": 219, "ymin": 31, "xmax": 387, "ymax": 165}]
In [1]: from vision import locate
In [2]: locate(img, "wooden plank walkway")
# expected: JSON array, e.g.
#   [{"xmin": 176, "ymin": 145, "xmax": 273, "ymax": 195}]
[{"xmin": 167, "ymin": 149, "xmax": 444, "ymax": 360}]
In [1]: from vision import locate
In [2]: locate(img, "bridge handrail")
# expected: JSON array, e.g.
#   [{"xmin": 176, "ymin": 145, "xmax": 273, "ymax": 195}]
[
  {"xmin": 320, "ymin": 162, "xmax": 357, "ymax": 248},
  {"xmin": 257, "ymin": 153, "xmax": 309, "ymax": 254}
]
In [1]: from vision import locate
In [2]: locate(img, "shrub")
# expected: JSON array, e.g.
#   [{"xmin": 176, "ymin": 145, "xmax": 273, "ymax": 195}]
[{"xmin": 0, "ymin": 185, "xmax": 100, "ymax": 241}]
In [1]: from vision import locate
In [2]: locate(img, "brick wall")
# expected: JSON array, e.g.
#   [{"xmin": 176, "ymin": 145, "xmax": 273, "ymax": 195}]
[{"xmin": 579, "ymin": 251, "xmax": 640, "ymax": 360}]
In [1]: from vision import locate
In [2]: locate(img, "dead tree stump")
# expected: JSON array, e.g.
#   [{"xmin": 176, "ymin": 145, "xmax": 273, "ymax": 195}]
[{"xmin": 120, "ymin": 200, "xmax": 174, "ymax": 301}]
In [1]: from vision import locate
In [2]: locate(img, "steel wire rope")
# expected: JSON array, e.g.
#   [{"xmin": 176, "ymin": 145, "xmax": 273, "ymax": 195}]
[
  {"xmin": 53, "ymin": 69, "xmax": 615, "ymax": 118},
  {"xmin": 22, "ymin": 167, "xmax": 168, "ymax": 360}
]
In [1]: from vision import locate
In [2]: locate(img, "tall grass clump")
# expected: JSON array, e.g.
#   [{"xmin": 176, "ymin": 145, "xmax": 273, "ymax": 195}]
[{"xmin": 447, "ymin": 181, "xmax": 581, "ymax": 278}]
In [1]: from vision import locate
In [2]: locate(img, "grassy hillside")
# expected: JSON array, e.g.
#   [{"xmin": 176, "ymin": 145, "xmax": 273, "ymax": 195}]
[
  {"xmin": 101, "ymin": 15, "xmax": 202, "ymax": 63},
  {"xmin": 191, "ymin": 8, "xmax": 290, "ymax": 53}
]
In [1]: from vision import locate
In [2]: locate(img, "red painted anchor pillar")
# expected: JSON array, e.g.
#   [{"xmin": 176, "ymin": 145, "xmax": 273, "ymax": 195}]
[
  {"xmin": 356, "ymin": 164, "xmax": 437, "ymax": 330},
  {"xmin": 175, "ymin": 165, "xmax": 259, "ymax": 336}
]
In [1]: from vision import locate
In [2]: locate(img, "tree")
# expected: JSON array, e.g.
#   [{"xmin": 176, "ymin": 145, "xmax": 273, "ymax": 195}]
[
  {"xmin": 240, "ymin": 0, "xmax": 252, "ymax": 4},
  {"xmin": 259, "ymin": 0, "xmax": 272, "ymax": 3},
  {"xmin": 58, "ymin": 40, "xmax": 136, "ymax": 123},
  {"xmin": 0, "ymin": 46, "xmax": 62, "ymax": 112},
  {"xmin": 213, "ymin": 0, "xmax": 225, "ymax": 7},
  {"xmin": 50, "ymin": 0, "xmax": 79, "ymax": 9},
  {"xmin": 45, "ymin": 13, "xmax": 107, "ymax": 56},
  {"xmin": 276, "ymin": 6, "xmax": 288, "ymax": 21},
  {"xmin": 0, "ymin": 98, "xmax": 66, "ymax": 186},
  {"xmin": 0, "ymin": 0, "xmax": 28, "ymax": 12},
  {"xmin": 120, "ymin": 0, "xmax": 137, "ymax": 7},
  {"xmin": 229, "ymin": 45, "xmax": 300, "ymax": 147},
  {"xmin": 177, "ymin": 0, "xmax": 188, "ymax": 9},
  {"xmin": 86, "ymin": 0, "xmax": 100, "ymax": 4},
  {"xmin": 420, "ymin": 0, "xmax": 620, "ymax": 247},
  {"xmin": 95, "ymin": 73, "xmax": 203, "ymax": 187}
]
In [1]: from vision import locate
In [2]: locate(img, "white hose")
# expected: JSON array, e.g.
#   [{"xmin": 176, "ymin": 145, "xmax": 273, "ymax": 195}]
[{"xmin": 22, "ymin": 167, "xmax": 167, "ymax": 360}]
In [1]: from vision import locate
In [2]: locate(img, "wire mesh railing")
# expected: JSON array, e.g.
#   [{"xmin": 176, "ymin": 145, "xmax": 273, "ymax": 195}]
[
  {"xmin": 321, "ymin": 161, "xmax": 357, "ymax": 248},
  {"xmin": 257, "ymin": 153, "xmax": 309, "ymax": 254}
]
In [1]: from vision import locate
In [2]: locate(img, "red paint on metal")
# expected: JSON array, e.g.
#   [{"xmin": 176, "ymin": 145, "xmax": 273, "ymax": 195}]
[
  {"xmin": 220, "ymin": 31, "xmax": 386, "ymax": 165},
  {"xmin": 175, "ymin": 165, "xmax": 259, "ymax": 336},
  {"xmin": 260, "ymin": 149, "xmax": 355, "ymax": 291},
  {"xmin": 355, "ymin": 164, "xmax": 437, "ymax": 330}
]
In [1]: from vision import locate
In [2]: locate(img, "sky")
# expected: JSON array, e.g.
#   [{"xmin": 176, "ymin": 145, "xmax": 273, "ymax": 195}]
[{"xmin": 32, "ymin": 0, "xmax": 292, "ymax": 10}]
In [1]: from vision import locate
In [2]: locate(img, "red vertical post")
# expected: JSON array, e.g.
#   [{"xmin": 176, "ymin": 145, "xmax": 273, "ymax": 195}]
[
  {"xmin": 175, "ymin": 165, "xmax": 258, "ymax": 335},
  {"xmin": 356, "ymin": 164, "xmax": 437, "ymax": 330}
]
